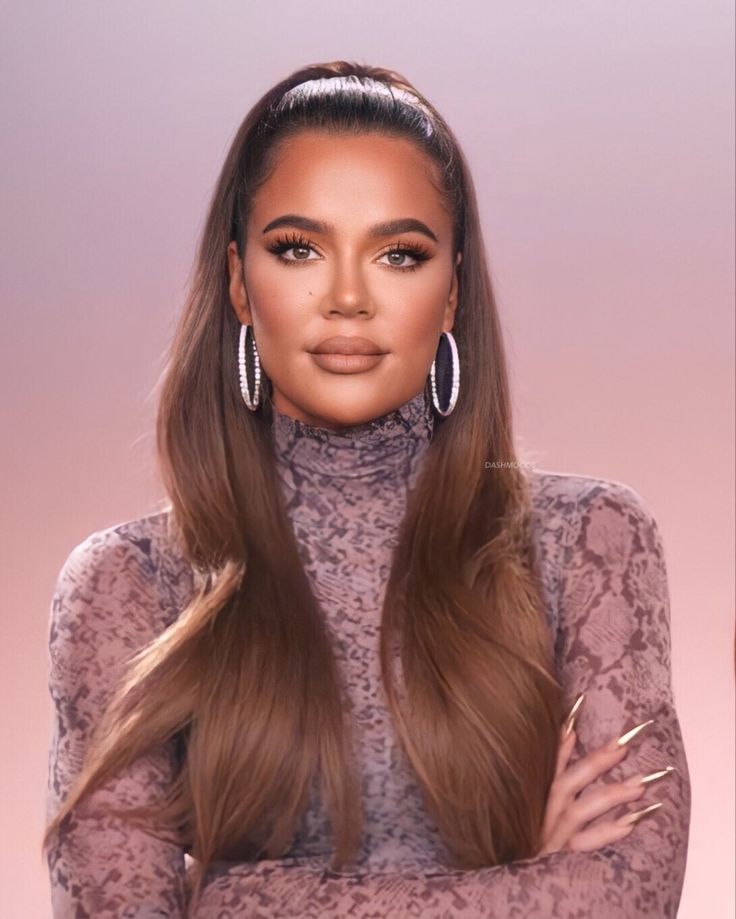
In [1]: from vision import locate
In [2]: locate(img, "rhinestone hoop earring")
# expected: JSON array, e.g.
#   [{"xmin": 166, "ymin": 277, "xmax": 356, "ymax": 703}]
[
  {"xmin": 429, "ymin": 330, "xmax": 460, "ymax": 417},
  {"xmin": 238, "ymin": 323, "xmax": 261, "ymax": 411}
]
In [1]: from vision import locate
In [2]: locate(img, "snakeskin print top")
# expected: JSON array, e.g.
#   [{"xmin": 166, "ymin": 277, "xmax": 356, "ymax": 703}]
[{"xmin": 45, "ymin": 388, "xmax": 691, "ymax": 917}]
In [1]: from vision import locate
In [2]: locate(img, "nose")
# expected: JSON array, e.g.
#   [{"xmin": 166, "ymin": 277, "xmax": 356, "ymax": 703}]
[{"xmin": 322, "ymin": 257, "xmax": 375, "ymax": 319}]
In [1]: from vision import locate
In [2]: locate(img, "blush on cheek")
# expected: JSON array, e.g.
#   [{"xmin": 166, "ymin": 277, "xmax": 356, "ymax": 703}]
[{"xmin": 394, "ymin": 321, "xmax": 445, "ymax": 369}]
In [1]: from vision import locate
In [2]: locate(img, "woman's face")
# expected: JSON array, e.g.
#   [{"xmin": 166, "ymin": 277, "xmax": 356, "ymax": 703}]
[{"xmin": 227, "ymin": 130, "xmax": 461, "ymax": 429}]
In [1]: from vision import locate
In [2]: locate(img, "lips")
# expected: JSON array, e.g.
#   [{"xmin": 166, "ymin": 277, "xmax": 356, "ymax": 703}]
[{"xmin": 309, "ymin": 335, "xmax": 386, "ymax": 356}]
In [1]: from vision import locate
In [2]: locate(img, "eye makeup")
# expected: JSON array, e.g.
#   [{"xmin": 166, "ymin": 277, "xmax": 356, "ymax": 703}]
[{"xmin": 265, "ymin": 231, "xmax": 433, "ymax": 273}]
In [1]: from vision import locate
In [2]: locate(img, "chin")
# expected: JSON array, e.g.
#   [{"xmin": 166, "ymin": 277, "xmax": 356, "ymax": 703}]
[
  {"xmin": 274, "ymin": 367, "xmax": 423, "ymax": 429},
  {"xmin": 310, "ymin": 402, "xmax": 384, "ymax": 429}
]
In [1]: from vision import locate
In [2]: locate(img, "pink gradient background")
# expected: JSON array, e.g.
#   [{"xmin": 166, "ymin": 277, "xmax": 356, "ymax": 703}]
[{"xmin": 1, "ymin": 3, "xmax": 733, "ymax": 916}]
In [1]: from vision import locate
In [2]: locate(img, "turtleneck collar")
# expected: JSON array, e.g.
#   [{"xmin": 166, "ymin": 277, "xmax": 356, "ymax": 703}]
[{"xmin": 270, "ymin": 387, "xmax": 435, "ymax": 483}]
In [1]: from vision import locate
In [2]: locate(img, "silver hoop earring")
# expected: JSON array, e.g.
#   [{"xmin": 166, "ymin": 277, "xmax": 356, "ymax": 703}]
[
  {"xmin": 238, "ymin": 323, "xmax": 261, "ymax": 411},
  {"xmin": 429, "ymin": 330, "xmax": 460, "ymax": 417}
]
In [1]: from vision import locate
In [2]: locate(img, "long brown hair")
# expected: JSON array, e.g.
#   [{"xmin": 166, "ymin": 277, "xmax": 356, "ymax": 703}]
[{"xmin": 43, "ymin": 60, "xmax": 564, "ymax": 906}]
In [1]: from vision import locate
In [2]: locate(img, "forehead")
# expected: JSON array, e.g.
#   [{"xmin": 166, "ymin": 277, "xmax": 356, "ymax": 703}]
[{"xmin": 250, "ymin": 131, "xmax": 450, "ymax": 234}]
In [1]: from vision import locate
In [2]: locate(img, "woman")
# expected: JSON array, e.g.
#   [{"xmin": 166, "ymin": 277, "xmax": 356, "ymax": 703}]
[{"xmin": 42, "ymin": 61, "xmax": 691, "ymax": 917}]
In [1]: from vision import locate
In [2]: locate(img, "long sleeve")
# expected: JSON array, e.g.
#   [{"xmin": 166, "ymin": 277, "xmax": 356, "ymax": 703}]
[
  {"xmin": 45, "ymin": 526, "xmax": 189, "ymax": 918},
  {"xmin": 186, "ymin": 478, "xmax": 691, "ymax": 918}
]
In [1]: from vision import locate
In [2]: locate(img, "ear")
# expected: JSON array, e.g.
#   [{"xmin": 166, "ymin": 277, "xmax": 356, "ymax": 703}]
[
  {"xmin": 443, "ymin": 250, "xmax": 462, "ymax": 332},
  {"xmin": 227, "ymin": 241, "xmax": 252, "ymax": 326}
]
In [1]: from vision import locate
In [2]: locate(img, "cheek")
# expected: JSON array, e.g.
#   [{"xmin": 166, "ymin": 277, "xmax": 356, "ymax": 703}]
[
  {"xmin": 385, "ymin": 263, "xmax": 448, "ymax": 347},
  {"xmin": 255, "ymin": 303, "xmax": 293, "ymax": 339},
  {"xmin": 389, "ymin": 306, "xmax": 444, "ymax": 365},
  {"xmin": 243, "ymin": 264, "xmax": 301, "ymax": 343}
]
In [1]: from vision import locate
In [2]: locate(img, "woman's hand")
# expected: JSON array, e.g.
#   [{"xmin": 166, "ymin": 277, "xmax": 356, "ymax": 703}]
[{"xmin": 536, "ymin": 720, "xmax": 674, "ymax": 856}]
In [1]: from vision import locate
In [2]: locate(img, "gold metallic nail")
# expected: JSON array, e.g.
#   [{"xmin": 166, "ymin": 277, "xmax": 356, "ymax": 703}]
[
  {"xmin": 617, "ymin": 718, "xmax": 655, "ymax": 747},
  {"xmin": 564, "ymin": 692, "xmax": 585, "ymax": 736},
  {"xmin": 640, "ymin": 765, "xmax": 676, "ymax": 785},
  {"xmin": 626, "ymin": 765, "xmax": 676, "ymax": 787},
  {"xmin": 621, "ymin": 801, "xmax": 664, "ymax": 825}
]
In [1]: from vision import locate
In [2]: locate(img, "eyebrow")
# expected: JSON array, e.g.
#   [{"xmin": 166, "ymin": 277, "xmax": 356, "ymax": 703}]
[{"xmin": 261, "ymin": 214, "xmax": 439, "ymax": 243}]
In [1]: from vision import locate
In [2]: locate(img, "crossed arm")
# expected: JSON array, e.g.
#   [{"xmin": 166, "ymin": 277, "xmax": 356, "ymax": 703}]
[
  {"xmin": 45, "ymin": 481, "xmax": 691, "ymax": 917},
  {"xmin": 188, "ymin": 481, "xmax": 692, "ymax": 917}
]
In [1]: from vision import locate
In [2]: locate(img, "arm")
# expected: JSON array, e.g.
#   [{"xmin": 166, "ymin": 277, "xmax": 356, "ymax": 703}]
[
  {"xmin": 522, "ymin": 479, "xmax": 692, "ymax": 916},
  {"xmin": 188, "ymin": 480, "xmax": 691, "ymax": 918},
  {"xmin": 45, "ymin": 527, "xmax": 190, "ymax": 918}
]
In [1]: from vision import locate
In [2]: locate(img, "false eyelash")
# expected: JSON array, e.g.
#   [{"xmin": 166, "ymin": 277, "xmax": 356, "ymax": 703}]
[
  {"xmin": 266, "ymin": 232, "xmax": 433, "ymax": 272},
  {"xmin": 384, "ymin": 241, "xmax": 433, "ymax": 270},
  {"xmin": 266, "ymin": 231, "xmax": 314, "ymax": 255}
]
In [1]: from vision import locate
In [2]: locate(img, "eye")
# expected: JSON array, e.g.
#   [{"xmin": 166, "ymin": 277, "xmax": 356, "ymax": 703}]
[
  {"xmin": 265, "ymin": 233, "xmax": 434, "ymax": 272},
  {"xmin": 377, "ymin": 242, "xmax": 433, "ymax": 273},
  {"xmin": 266, "ymin": 232, "xmax": 320, "ymax": 266}
]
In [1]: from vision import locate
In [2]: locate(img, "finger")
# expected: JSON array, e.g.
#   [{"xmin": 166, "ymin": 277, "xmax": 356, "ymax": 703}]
[
  {"xmin": 550, "ymin": 740, "xmax": 629, "ymax": 808},
  {"xmin": 565, "ymin": 819, "xmax": 635, "ymax": 852},
  {"xmin": 543, "ymin": 741, "xmax": 629, "ymax": 842},
  {"xmin": 543, "ymin": 730, "xmax": 580, "ymax": 837},
  {"xmin": 552, "ymin": 719, "xmax": 656, "ymax": 814},
  {"xmin": 542, "ymin": 725, "xmax": 577, "ymax": 836},
  {"xmin": 554, "ymin": 725, "xmax": 577, "ymax": 779},
  {"xmin": 545, "ymin": 781, "xmax": 646, "ymax": 852}
]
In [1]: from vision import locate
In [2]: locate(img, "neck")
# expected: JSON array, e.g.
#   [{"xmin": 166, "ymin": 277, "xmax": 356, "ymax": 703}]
[{"xmin": 270, "ymin": 388, "xmax": 435, "ymax": 484}]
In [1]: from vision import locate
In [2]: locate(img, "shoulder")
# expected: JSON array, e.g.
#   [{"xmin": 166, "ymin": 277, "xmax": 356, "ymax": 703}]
[
  {"xmin": 523, "ymin": 469, "xmax": 666, "ymax": 628},
  {"xmin": 527, "ymin": 467, "xmax": 661, "ymax": 546},
  {"xmin": 527, "ymin": 473, "xmax": 674, "ymax": 703},
  {"xmin": 56, "ymin": 507, "xmax": 193, "ymax": 593},
  {"xmin": 56, "ymin": 511, "xmax": 161, "ymax": 582},
  {"xmin": 49, "ymin": 509, "xmax": 195, "ymax": 680}
]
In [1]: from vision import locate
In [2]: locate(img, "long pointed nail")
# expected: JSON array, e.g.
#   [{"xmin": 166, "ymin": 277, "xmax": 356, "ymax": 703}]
[
  {"xmin": 621, "ymin": 801, "xmax": 664, "ymax": 825},
  {"xmin": 640, "ymin": 765, "xmax": 676, "ymax": 785},
  {"xmin": 564, "ymin": 693, "xmax": 585, "ymax": 736},
  {"xmin": 617, "ymin": 718, "xmax": 655, "ymax": 747},
  {"xmin": 626, "ymin": 765, "xmax": 676, "ymax": 787}
]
